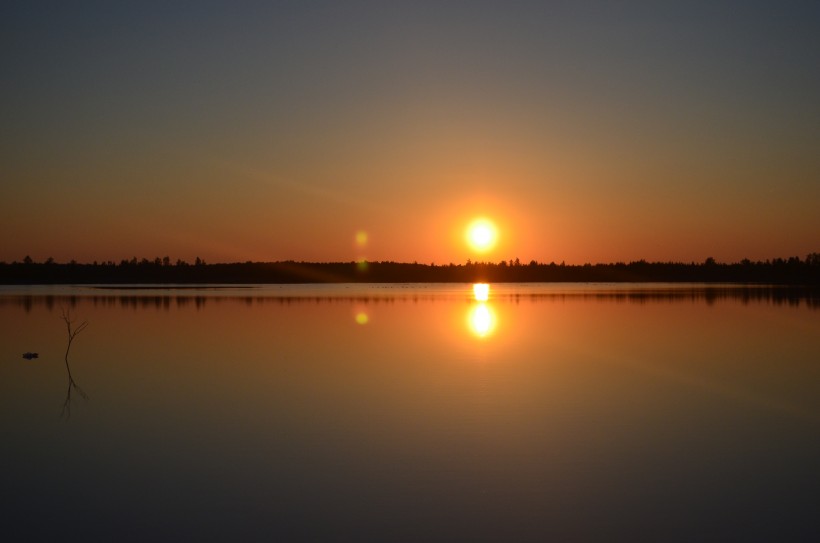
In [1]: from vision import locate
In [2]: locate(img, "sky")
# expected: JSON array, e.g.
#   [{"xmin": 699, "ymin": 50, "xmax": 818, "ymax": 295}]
[{"xmin": 2, "ymin": 0, "xmax": 819, "ymax": 265}]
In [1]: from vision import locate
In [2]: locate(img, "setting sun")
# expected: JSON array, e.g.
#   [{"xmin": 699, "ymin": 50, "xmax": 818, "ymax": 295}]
[{"xmin": 466, "ymin": 218, "xmax": 498, "ymax": 253}]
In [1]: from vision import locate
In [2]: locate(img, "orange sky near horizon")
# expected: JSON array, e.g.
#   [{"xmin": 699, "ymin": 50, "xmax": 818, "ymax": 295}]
[{"xmin": 2, "ymin": 2, "xmax": 818, "ymax": 265}]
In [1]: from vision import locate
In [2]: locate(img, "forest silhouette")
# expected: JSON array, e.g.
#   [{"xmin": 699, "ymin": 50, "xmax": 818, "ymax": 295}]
[{"xmin": 2, "ymin": 254, "xmax": 819, "ymax": 285}]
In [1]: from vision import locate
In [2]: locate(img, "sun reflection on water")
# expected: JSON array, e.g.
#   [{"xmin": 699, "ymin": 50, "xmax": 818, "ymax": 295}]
[
  {"xmin": 468, "ymin": 303, "xmax": 496, "ymax": 338},
  {"xmin": 468, "ymin": 283, "xmax": 496, "ymax": 339},
  {"xmin": 473, "ymin": 283, "xmax": 490, "ymax": 302}
]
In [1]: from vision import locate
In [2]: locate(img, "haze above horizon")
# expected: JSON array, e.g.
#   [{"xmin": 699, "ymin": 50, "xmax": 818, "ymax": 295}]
[{"xmin": 2, "ymin": 1, "xmax": 819, "ymax": 265}]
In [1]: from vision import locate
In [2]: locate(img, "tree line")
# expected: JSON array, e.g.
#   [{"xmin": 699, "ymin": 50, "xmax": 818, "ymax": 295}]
[{"xmin": 2, "ymin": 254, "xmax": 819, "ymax": 284}]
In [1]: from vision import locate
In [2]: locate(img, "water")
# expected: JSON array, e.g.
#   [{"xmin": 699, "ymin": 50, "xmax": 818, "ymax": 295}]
[{"xmin": 1, "ymin": 284, "xmax": 818, "ymax": 542}]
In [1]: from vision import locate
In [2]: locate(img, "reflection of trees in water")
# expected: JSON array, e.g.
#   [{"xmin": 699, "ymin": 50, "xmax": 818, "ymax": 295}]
[
  {"xmin": 529, "ymin": 287, "xmax": 820, "ymax": 308},
  {"xmin": 1, "ymin": 286, "xmax": 818, "ymax": 311},
  {"xmin": 60, "ymin": 308, "xmax": 88, "ymax": 419}
]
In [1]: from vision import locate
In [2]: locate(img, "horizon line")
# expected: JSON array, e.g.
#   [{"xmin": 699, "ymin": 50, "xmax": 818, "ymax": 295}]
[{"xmin": 5, "ymin": 254, "xmax": 820, "ymax": 267}]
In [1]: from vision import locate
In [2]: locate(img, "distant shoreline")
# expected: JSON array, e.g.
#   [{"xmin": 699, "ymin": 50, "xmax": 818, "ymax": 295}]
[
  {"xmin": 2, "ymin": 257, "xmax": 818, "ymax": 285},
  {"xmin": 89, "ymin": 285, "xmax": 258, "ymax": 290}
]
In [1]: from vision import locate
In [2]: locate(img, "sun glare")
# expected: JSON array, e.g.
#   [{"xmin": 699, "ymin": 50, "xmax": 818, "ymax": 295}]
[
  {"xmin": 473, "ymin": 283, "xmax": 490, "ymax": 302},
  {"xmin": 466, "ymin": 218, "xmax": 498, "ymax": 253},
  {"xmin": 468, "ymin": 303, "xmax": 496, "ymax": 338}
]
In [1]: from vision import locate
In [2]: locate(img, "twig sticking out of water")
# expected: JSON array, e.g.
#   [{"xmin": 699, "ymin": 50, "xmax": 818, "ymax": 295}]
[{"xmin": 61, "ymin": 308, "xmax": 89, "ymax": 418}]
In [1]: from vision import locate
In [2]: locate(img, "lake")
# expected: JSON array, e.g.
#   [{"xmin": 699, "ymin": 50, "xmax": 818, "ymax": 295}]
[{"xmin": 1, "ymin": 283, "xmax": 818, "ymax": 542}]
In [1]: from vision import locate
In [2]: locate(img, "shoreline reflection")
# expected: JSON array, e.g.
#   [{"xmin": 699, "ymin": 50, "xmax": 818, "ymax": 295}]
[{"xmin": 0, "ymin": 284, "xmax": 817, "ymax": 311}]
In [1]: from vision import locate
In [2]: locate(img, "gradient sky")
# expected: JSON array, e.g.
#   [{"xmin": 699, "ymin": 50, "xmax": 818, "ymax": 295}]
[{"xmin": 2, "ymin": 1, "xmax": 819, "ymax": 264}]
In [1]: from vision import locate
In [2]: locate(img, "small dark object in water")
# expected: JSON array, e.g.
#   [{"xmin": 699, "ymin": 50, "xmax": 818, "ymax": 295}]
[{"xmin": 22, "ymin": 352, "xmax": 39, "ymax": 360}]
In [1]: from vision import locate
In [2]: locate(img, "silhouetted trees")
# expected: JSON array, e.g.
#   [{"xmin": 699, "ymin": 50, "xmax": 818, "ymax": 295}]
[{"xmin": 1, "ymin": 254, "xmax": 818, "ymax": 284}]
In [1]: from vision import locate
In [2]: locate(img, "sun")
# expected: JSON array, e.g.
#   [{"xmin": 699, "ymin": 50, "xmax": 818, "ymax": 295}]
[{"xmin": 466, "ymin": 218, "xmax": 498, "ymax": 253}]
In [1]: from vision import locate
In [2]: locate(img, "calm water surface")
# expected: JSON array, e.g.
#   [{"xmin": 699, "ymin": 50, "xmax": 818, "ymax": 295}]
[{"xmin": 1, "ymin": 284, "xmax": 819, "ymax": 541}]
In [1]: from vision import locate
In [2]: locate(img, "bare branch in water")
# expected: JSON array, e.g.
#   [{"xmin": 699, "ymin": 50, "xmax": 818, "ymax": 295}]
[{"xmin": 60, "ymin": 308, "xmax": 89, "ymax": 418}]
